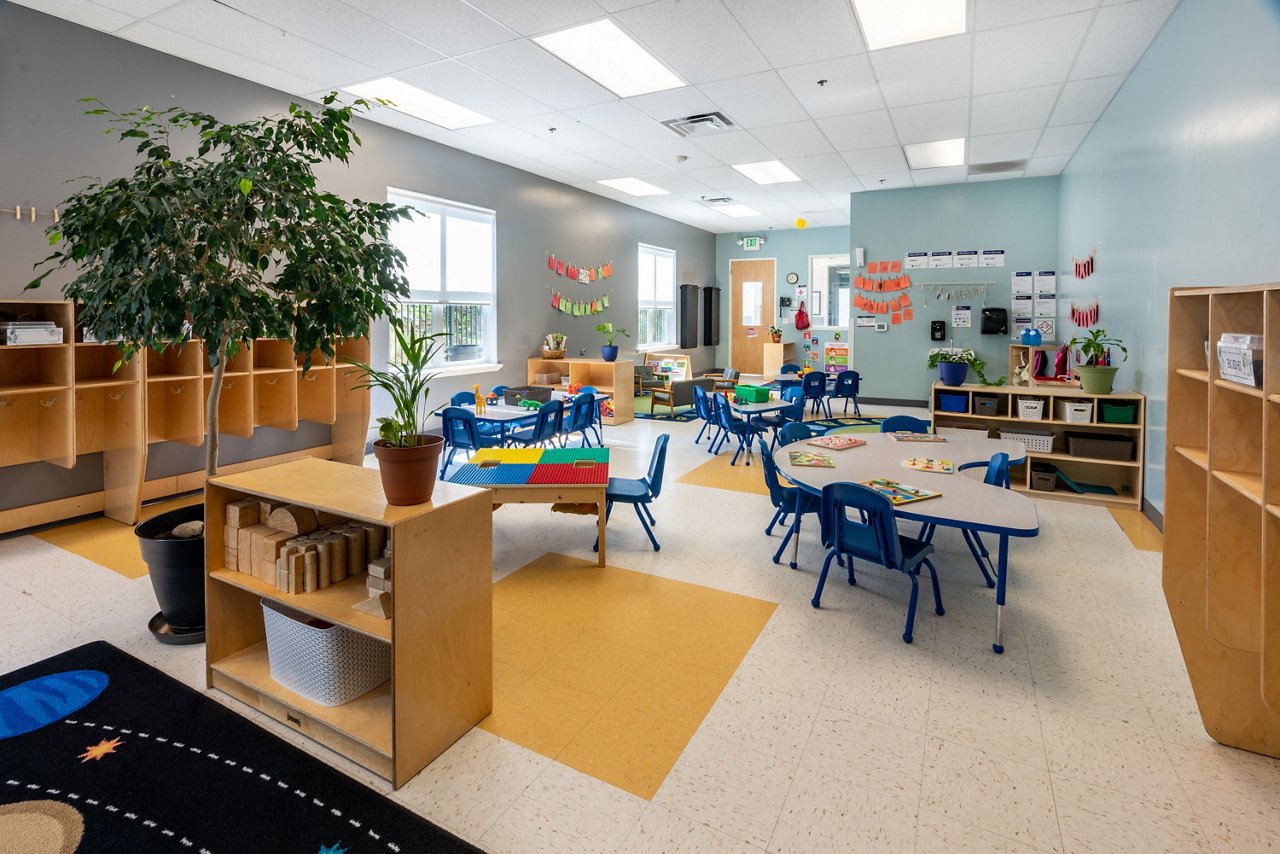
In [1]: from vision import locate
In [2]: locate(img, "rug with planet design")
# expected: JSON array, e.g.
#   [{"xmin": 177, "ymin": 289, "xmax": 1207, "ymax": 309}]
[{"xmin": 0, "ymin": 642, "xmax": 476, "ymax": 854}]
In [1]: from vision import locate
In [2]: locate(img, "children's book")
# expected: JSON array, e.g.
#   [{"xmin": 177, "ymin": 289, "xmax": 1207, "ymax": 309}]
[
  {"xmin": 861, "ymin": 478, "xmax": 942, "ymax": 505},
  {"xmin": 788, "ymin": 450, "xmax": 836, "ymax": 468},
  {"xmin": 807, "ymin": 436, "xmax": 866, "ymax": 451},
  {"xmin": 902, "ymin": 457, "xmax": 953, "ymax": 474},
  {"xmin": 887, "ymin": 431, "xmax": 946, "ymax": 442}
]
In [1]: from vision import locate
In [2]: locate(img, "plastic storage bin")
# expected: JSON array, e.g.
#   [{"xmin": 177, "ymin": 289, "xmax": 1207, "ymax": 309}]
[
  {"xmin": 262, "ymin": 599, "xmax": 391, "ymax": 707},
  {"xmin": 533, "ymin": 372, "xmax": 561, "ymax": 385},
  {"xmin": 938, "ymin": 392, "xmax": 969, "ymax": 413},
  {"xmin": 1054, "ymin": 399, "xmax": 1094, "ymax": 423},
  {"xmin": 1100, "ymin": 400, "xmax": 1138, "ymax": 424},
  {"xmin": 973, "ymin": 395, "xmax": 999, "ymax": 416},
  {"xmin": 999, "ymin": 429, "xmax": 1055, "ymax": 454},
  {"xmin": 1017, "ymin": 397, "xmax": 1046, "ymax": 421},
  {"xmin": 503, "ymin": 385, "xmax": 553, "ymax": 405},
  {"xmin": 936, "ymin": 423, "xmax": 990, "ymax": 439},
  {"xmin": 734, "ymin": 385, "xmax": 771, "ymax": 403},
  {"xmin": 1066, "ymin": 431, "xmax": 1134, "ymax": 461},
  {"xmin": 1030, "ymin": 464, "xmax": 1057, "ymax": 492},
  {"xmin": 1216, "ymin": 333, "xmax": 1263, "ymax": 388}
]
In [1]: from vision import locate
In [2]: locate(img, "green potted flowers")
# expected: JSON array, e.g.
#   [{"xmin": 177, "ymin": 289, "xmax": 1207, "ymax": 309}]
[
  {"xmin": 768, "ymin": 324, "xmax": 782, "ymax": 343},
  {"xmin": 596, "ymin": 322, "xmax": 629, "ymax": 362},
  {"xmin": 927, "ymin": 348, "xmax": 1006, "ymax": 387},
  {"xmin": 1067, "ymin": 328, "xmax": 1128, "ymax": 394}
]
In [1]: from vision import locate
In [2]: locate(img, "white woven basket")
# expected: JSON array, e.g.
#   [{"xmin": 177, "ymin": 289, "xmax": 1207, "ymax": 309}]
[{"xmin": 262, "ymin": 598, "xmax": 390, "ymax": 707}]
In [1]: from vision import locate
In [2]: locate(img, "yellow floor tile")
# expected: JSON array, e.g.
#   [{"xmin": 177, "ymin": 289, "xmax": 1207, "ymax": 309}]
[
  {"xmin": 611, "ymin": 653, "xmax": 732, "ymax": 728},
  {"xmin": 558, "ymin": 701, "xmax": 699, "ymax": 800},
  {"xmin": 34, "ymin": 494, "xmax": 203, "ymax": 579},
  {"xmin": 492, "ymin": 605, "xmax": 589, "ymax": 672},
  {"xmin": 537, "ymin": 639, "xmax": 644, "ymax": 699},
  {"xmin": 676, "ymin": 455, "xmax": 771, "ymax": 496},
  {"xmin": 479, "ymin": 673, "xmax": 608, "ymax": 758},
  {"xmin": 1109, "ymin": 508, "xmax": 1163, "ymax": 553}
]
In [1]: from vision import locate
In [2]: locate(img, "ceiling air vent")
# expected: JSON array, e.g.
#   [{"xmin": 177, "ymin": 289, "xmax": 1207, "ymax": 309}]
[
  {"xmin": 661, "ymin": 111, "xmax": 735, "ymax": 138},
  {"xmin": 701, "ymin": 196, "xmax": 735, "ymax": 206},
  {"xmin": 967, "ymin": 159, "xmax": 1028, "ymax": 176}
]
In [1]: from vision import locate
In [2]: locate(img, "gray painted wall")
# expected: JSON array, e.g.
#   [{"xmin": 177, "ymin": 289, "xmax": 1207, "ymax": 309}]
[{"xmin": 0, "ymin": 6, "xmax": 715, "ymax": 509}]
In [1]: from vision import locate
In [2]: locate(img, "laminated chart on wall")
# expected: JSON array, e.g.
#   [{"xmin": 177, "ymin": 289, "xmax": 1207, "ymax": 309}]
[
  {"xmin": 1012, "ymin": 272, "xmax": 1035, "ymax": 337},
  {"xmin": 954, "ymin": 250, "xmax": 979, "ymax": 268},
  {"xmin": 1033, "ymin": 270, "xmax": 1057, "ymax": 341},
  {"xmin": 824, "ymin": 342, "xmax": 849, "ymax": 373}
]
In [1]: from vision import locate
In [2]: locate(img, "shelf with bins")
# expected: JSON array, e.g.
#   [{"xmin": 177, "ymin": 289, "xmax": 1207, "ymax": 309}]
[
  {"xmin": 525, "ymin": 356, "xmax": 633, "ymax": 425},
  {"xmin": 0, "ymin": 300, "xmax": 74, "ymax": 469},
  {"xmin": 1164, "ymin": 282, "xmax": 1280, "ymax": 761},
  {"xmin": 204, "ymin": 458, "xmax": 493, "ymax": 788},
  {"xmin": 931, "ymin": 382, "xmax": 1145, "ymax": 507}
]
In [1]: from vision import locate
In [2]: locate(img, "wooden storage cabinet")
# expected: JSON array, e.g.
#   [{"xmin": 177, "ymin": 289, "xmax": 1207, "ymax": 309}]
[
  {"xmin": 205, "ymin": 458, "xmax": 494, "ymax": 788},
  {"xmin": 1165, "ymin": 283, "xmax": 1280, "ymax": 758},
  {"xmin": 930, "ymin": 382, "xmax": 1145, "ymax": 507},
  {"xmin": 525, "ymin": 356, "xmax": 633, "ymax": 425}
]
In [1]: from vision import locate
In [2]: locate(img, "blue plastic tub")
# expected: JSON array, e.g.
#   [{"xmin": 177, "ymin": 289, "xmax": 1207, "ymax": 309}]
[{"xmin": 938, "ymin": 392, "xmax": 968, "ymax": 413}]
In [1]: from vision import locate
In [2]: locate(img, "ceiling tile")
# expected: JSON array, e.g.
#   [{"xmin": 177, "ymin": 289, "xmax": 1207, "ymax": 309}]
[
  {"xmin": 684, "ymin": 165, "xmax": 757, "ymax": 189},
  {"xmin": 117, "ymin": 20, "xmax": 325, "ymax": 94},
  {"xmin": 1050, "ymin": 74, "xmax": 1124, "ymax": 125},
  {"xmin": 589, "ymin": 146, "xmax": 670, "ymax": 173},
  {"xmin": 625, "ymin": 87, "xmax": 721, "ymax": 121},
  {"xmin": 455, "ymin": 123, "xmax": 573, "ymax": 159},
  {"xmin": 808, "ymin": 176, "xmax": 866, "ymax": 198},
  {"xmin": 397, "ymin": 60, "xmax": 551, "ymax": 121},
  {"xmin": 95, "ymin": 0, "xmax": 183, "ymax": 13},
  {"xmin": 972, "ymin": 12, "xmax": 1092, "ymax": 94},
  {"xmin": 145, "ymin": 0, "xmax": 379, "ymax": 87},
  {"xmin": 859, "ymin": 171, "xmax": 913, "ymax": 191},
  {"xmin": 636, "ymin": 172, "xmax": 710, "ymax": 193},
  {"xmin": 507, "ymin": 112, "xmax": 621, "ymax": 153},
  {"xmin": 1070, "ymin": 0, "xmax": 1180, "ymax": 80},
  {"xmin": 911, "ymin": 166, "xmax": 969, "ymax": 186},
  {"xmin": 696, "ymin": 71, "xmax": 809, "ymax": 129},
  {"xmin": 763, "ymin": 182, "xmax": 819, "ymax": 201},
  {"xmin": 1036, "ymin": 122, "xmax": 1092, "ymax": 157},
  {"xmin": 460, "ymin": 40, "xmax": 615, "ymax": 110},
  {"xmin": 688, "ymin": 130, "xmax": 774, "ymax": 164},
  {"xmin": 841, "ymin": 146, "xmax": 908, "ymax": 175},
  {"xmin": 634, "ymin": 139, "xmax": 724, "ymax": 170},
  {"xmin": 9, "ymin": 0, "xmax": 136, "ymax": 30},
  {"xmin": 222, "ymin": 0, "xmax": 442, "ymax": 76},
  {"xmin": 968, "ymin": 130, "xmax": 1042, "ymax": 162},
  {"xmin": 439, "ymin": 131, "xmax": 529, "ymax": 164},
  {"xmin": 539, "ymin": 153, "xmax": 620, "ymax": 180},
  {"xmin": 783, "ymin": 196, "xmax": 842, "ymax": 213},
  {"xmin": 518, "ymin": 160, "xmax": 598, "ymax": 185},
  {"xmin": 968, "ymin": 170, "xmax": 1024, "ymax": 182},
  {"xmin": 869, "ymin": 34, "xmax": 973, "ymax": 108},
  {"xmin": 565, "ymin": 100, "xmax": 673, "ymax": 145},
  {"xmin": 816, "ymin": 110, "xmax": 898, "ymax": 151},
  {"xmin": 352, "ymin": 100, "xmax": 454, "ymax": 139},
  {"xmin": 889, "ymin": 98, "xmax": 970, "ymax": 144},
  {"xmin": 970, "ymin": 85, "xmax": 1060, "ymax": 135},
  {"xmin": 721, "ymin": 0, "xmax": 864, "ymax": 66},
  {"xmin": 1024, "ymin": 154, "xmax": 1073, "ymax": 176},
  {"xmin": 613, "ymin": 0, "xmax": 770, "ymax": 84},
  {"xmin": 463, "ymin": 0, "xmax": 607, "ymax": 36},
  {"xmin": 783, "ymin": 153, "xmax": 854, "ymax": 180},
  {"xmin": 777, "ymin": 55, "xmax": 882, "ymax": 118},
  {"xmin": 975, "ymin": 0, "xmax": 1099, "ymax": 30},
  {"xmin": 340, "ymin": 0, "xmax": 517, "ymax": 56},
  {"xmin": 750, "ymin": 120, "xmax": 835, "ymax": 159}
]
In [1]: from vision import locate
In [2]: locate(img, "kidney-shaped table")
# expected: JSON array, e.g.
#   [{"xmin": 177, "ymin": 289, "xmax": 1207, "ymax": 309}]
[{"xmin": 773, "ymin": 433, "xmax": 1039, "ymax": 653}]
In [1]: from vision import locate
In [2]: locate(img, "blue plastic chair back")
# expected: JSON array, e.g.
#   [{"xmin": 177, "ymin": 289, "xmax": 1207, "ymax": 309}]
[
  {"xmin": 521, "ymin": 399, "xmax": 562, "ymax": 443},
  {"xmin": 802, "ymin": 371, "xmax": 827, "ymax": 401},
  {"xmin": 780, "ymin": 386, "xmax": 804, "ymax": 421},
  {"xmin": 778, "ymin": 422, "xmax": 814, "ymax": 446},
  {"xmin": 692, "ymin": 384, "xmax": 712, "ymax": 422},
  {"xmin": 832, "ymin": 370, "xmax": 860, "ymax": 396},
  {"xmin": 491, "ymin": 385, "xmax": 509, "ymax": 396},
  {"xmin": 880, "ymin": 415, "xmax": 931, "ymax": 434},
  {"xmin": 959, "ymin": 451, "xmax": 1012, "ymax": 489},
  {"xmin": 567, "ymin": 393, "xmax": 594, "ymax": 433},
  {"xmin": 442, "ymin": 406, "xmax": 481, "ymax": 451},
  {"xmin": 450, "ymin": 390, "xmax": 475, "ymax": 407},
  {"xmin": 757, "ymin": 436, "xmax": 792, "ymax": 508},
  {"xmin": 821, "ymin": 482, "xmax": 903, "ymax": 571},
  {"xmin": 645, "ymin": 434, "xmax": 671, "ymax": 499},
  {"xmin": 780, "ymin": 363, "xmax": 801, "ymax": 374},
  {"xmin": 713, "ymin": 392, "xmax": 735, "ymax": 429}
]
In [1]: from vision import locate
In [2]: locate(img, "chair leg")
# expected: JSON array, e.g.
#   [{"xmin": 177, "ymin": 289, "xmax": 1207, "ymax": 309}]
[
  {"xmin": 853, "ymin": 396, "xmax": 861, "ymax": 417},
  {"xmin": 812, "ymin": 548, "xmax": 839, "ymax": 607},
  {"xmin": 923, "ymin": 558, "xmax": 944, "ymax": 615},
  {"xmin": 846, "ymin": 555, "xmax": 857, "ymax": 586},
  {"xmin": 695, "ymin": 421, "xmax": 707, "ymax": 444},
  {"xmin": 440, "ymin": 447, "xmax": 456, "ymax": 477},
  {"xmin": 729, "ymin": 435, "xmax": 743, "ymax": 466},
  {"xmin": 592, "ymin": 500, "xmax": 615, "ymax": 552},
  {"xmin": 633, "ymin": 503, "xmax": 661, "ymax": 551},
  {"xmin": 902, "ymin": 572, "xmax": 920, "ymax": 643},
  {"xmin": 641, "ymin": 503, "xmax": 656, "ymax": 526},
  {"xmin": 772, "ymin": 519, "xmax": 796, "ymax": 564},
  {"xmin": 765, "ymin": 507, "xmax": 783, "ymax": 536},
  {"xmin": 962, "ymin": 529, "xmax": 996, "ymax": 588}
]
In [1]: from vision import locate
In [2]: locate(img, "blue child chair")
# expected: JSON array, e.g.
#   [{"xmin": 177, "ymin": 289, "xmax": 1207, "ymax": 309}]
[
  {"xmin": 780, "ymin": 363, "xmax": 801, "ymax": 374},
  {"xmin": 560, "ymin": 393, "xmax": 597, "ymax": 447},
  {"xmin": 802, "ymin": 371, "xmax": 831, "ymax": 418},
  {"xmin": 757, "ymin": 436, "xmax": 822, "ymax": 563},
  {"xmin": 450, "ymin": 390, "xmax": 476, "ymax": 407},
  {"xmin": 692, "ymin": 384, "xmax": 717, "ymax": 446},
  {"xmin": 827, "ymin": 370, "xmax": 862, "ymax": 416},
  {"xmin": 507, "ymin": 399, "xmax": 563, "ymax": 448},
  {"xmin": 712, "ymin": 392, "xmax": 763, "ymax": 466},
  {"xmin": 578, "ymin": 386, "xmax": 604, "ymax": 445},
  {"xmin": 879, "ymin": 415, "xmax": 932, "ymax": 434},
  {"xmin": 439, "ymin": 406, "xmax": 503, "ymax": 475},
  {"xmin": 594, "ymin": 434, "xmax": 669, "ymax": 552},
  {"xmin": 754, "ymin": 386, "xmax": 804, "ymax": 449},
  {"xmin": 919, "ymin": 452, "xmax": 1011, "ymax": 588},
  {"xmin": 778, "ymin": 421, "xmax": 814, "ymax": 446}
]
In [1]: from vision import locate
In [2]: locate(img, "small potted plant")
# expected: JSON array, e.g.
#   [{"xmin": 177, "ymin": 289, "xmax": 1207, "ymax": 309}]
[
  {"xmin": 767, "ymin": 324, "xmax": 782, "ymax": 343},
  {"xmin": 927, "ymin": 348, "xmax": 1006, "ymax": 387},
  {"xmin": 342, "ymin": 324, "xmax": 448, "ymax": 505},
  {"xmin": 1067, "ymin": 328, "xmax": 1128, "ymax": 394},
  {"xmin": 596, "ymin": 322, "xmax": 629, "ymax": 362}
]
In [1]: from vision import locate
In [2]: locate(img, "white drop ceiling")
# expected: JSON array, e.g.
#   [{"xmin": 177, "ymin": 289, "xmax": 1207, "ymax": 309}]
[{"xmin": 13, "ymin": 0, "xmax": 1180, "ymax": 233}]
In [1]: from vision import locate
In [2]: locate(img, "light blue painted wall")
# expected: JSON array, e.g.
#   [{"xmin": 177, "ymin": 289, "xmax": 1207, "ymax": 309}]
[
  {"xmin": 1057, "ymin": 0, "xmax": 1280, "ymax": 513},
  {"xmin": 849, "ymin": 179, "xmax": 1061, "ymax": 402}
]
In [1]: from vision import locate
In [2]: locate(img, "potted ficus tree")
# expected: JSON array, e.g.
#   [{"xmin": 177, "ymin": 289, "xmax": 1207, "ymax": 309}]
[
  {"xmin": 1067, "ymin": 328, "xmax": 1128, "ymax": 394},
  {"xmin": 28, "ymin": 93, "xmax": 412, "ymax": 643},
  {"xmin": 927, "ymin": 347, "xmax": 1006, "ymax": 387},
  {"xmin": 596, "ymin": 322, "xmax": 629, "ymax": 362}
]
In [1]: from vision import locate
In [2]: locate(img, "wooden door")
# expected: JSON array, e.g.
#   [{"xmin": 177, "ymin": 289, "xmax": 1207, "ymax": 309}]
[{"xmin": 730, "ymin": 258, "xmax": 775, "ymax": 375}]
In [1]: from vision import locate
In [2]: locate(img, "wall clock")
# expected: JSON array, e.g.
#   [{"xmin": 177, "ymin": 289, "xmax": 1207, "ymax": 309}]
[{"xmin": 786, "ymin": 272, "xmax": 799, "ymax": 284}]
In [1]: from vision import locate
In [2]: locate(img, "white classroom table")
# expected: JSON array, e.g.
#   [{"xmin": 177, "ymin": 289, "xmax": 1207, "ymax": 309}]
[
  {"xmin": 729, "ymin": 398, "xmax": 794, "ymax": 415},
  {"xmin": 773, "ymin": 433, "xmax": 1038, "ymax": 653},
  {"xmin": 446, "ymin": 391, "xmax": 611, "ymax": 436}
]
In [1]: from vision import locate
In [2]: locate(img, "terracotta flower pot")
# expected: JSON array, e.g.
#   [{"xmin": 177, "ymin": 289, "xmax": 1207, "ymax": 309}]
[
  {"xmin": 373, "ymin": 435, "xmax": 445, "ymax": 505},
  {"xmin": 771, "ymin": 334, "xmax": 782, "ymax": 343}
]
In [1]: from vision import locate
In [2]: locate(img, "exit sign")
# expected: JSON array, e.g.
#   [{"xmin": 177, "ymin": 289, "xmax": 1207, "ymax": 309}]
[{"xmin": 742, "ymin": 236, "xmax": 762, "ymax": 251}]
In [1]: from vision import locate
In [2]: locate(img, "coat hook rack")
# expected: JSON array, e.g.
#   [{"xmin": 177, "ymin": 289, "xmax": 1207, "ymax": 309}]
[{"xmin": 1, "ymin": 205, "xmax": 60, "ymax": 223}]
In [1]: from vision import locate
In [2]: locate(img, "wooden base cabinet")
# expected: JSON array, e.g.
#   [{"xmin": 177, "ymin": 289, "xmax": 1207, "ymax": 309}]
[
  {"xmin": 205, "ymin": 458, "xmax": 494, "ymax": 788},
  {"xmin": 525, "ymin": 356, "xmax": 633, "ymax": 425}
]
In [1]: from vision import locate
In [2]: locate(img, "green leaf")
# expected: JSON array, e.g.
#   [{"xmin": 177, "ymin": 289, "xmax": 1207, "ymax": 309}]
[{"xmin": 239, "ymin": 177, "xmax": 253, "ymax": 196}]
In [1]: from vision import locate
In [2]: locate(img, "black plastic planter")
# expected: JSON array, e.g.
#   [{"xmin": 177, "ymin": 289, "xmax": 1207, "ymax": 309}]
[{"xmin": 135, "ymin": 503, "xmax": 206, "ymax": 645}]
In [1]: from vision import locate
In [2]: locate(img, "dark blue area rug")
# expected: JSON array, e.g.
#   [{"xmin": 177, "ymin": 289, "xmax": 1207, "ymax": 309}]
[{"xmin": 0, "ymin": 642, "xmax": 477, "ymax": 853}]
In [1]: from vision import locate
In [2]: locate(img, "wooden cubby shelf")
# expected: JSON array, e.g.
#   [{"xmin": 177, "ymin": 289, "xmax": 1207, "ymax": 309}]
[
  {"xmin": 1165, "ymin": 282, "xmax": 1280, "ymax": 759},
  {"xmin": 525, "ymin": 356, "xmax": 634, "ymax": 425}
]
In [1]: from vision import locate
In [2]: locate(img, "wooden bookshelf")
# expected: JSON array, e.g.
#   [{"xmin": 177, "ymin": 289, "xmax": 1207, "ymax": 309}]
[
  {"xmin": 1165, "ymin": 282, "xmax": 1280, "ymax": 758},
  {"xmin": 205, "ymin": 458, "xmax": 493, "ymax": 788},
  {"xmin": 525, "ymin": 356, "xmax": 633, "ymax": 425}
]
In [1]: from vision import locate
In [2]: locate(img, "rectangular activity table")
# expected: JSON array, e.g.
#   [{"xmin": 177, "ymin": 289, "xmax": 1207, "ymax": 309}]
[{"xmin": 448, "ymin": 447, "xmax": 611, "ymax": 566}]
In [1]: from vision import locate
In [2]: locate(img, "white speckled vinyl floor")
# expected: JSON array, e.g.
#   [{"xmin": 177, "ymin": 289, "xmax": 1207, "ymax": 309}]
[{"xmin": 4, "ymin": 405, "xmax": 1279, "ymax": 852}]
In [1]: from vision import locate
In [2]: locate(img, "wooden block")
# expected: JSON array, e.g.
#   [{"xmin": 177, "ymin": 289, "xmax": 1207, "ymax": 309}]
[
  {"xmin": 238, "ymin": 524, "xmax": 272, "ymax": 573},
  {"xmin": 352, "ymin": 592, "xmax": 392, "ymax": 619},
  {"xmin": 224, "ymin": 547, "xmax": 238, "ymax": 570},
  {"xmin": 317, "ymin": 541, "xmax": 332, "ymax": 589},
  {"xmin": 316, "ymin": 511, "xmax": 342, "ymax": 526},
  {"xmin": 368, "ymin": 555, "xmax": 392, "ymax": 580},
  {"xmin": 325, "ymin": 533, "xmax": 347, "ymax": 582},
  {"xmin": 288, "ymin": 552, "xmax": 306, "ymax": 594},
  {"xmin": 304, "ymin": 551, "xmax": 318, "ymax": 593},
  {"xmin": 276, "ymin": 563, "xmax": 290, "ymax": 592},
  {"xmin": 224, "ymin": 525, "xmax": 239, "ymax": 550},
  {"xmin": 225, "ymin": 498, "xmax": 260, "ymax": 528},
  {"xmin": 259, "ymin": 499, "xmax": 286, "ymax": 520},
  {"xmin": 268, "ymin": 505, "xmax": 320, "ymax": 535},
  {"xmin": 255, "ymin": 530, "xmax": 294, "ymax": 568},
  {"xmin": 342, "ymin": 528, "xmax": 365, "ymax": 578},
  {"xmin": 360, "ymin": 523, "xmax": 385, "ymax": 562}
]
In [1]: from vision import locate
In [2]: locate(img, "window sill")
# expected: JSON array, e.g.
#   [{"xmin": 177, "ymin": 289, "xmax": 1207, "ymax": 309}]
[
  {"xmin": 430, "ymin": 362, "xmax": 504, "ymax": 378},
  {"xmin": 636, "ymin": 344, "xmax": 678, "ymax": 353}
]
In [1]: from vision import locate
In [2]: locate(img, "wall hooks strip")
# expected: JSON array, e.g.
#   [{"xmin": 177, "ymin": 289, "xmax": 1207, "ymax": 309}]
[{"xmin": 1, "ymin": 206, "xmax": 60, "ymax": 223}]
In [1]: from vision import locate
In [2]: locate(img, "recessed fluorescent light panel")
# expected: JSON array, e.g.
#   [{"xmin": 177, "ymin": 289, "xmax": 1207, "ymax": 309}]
[
  {"xmin": 344, "ymin": 78, "xmax": 492, "ymax": 130},
  {"xmin": 535, "ymin": 20, "xmax": 684, "ymax": 98},
  {"xmin": 731, "ymin": 160, "xmax": 801, "ymax": 185},
  {"xmin": 597, "ymin": 177, "xmax": 669, "ymax": 197},
  {"xmin": 904, "ymin": 138, "xmax": 966, "ymax": 169},
  {"xmin": 716, "ymin": 204, "xmax": 761, "ymax": 217},
  {"xmin": 852, "ymin": 0, "xmax": 967, "ymax": 50}
]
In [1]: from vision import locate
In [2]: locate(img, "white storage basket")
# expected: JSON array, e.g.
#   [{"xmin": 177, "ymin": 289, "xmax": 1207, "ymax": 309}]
[
  {"xmin": 1054, "ymin": 399, "xmax": 1094, "ymax": 424},
  {"xmin": 1017, "ymin": 397, "xmax": 1046, "ymax": 421},
  {"xmin": 999, "ymin": 429, "xmax": 1055, "ymax": 454},
  {"xmin": 262, "ymin": 598, "xmax": 391, "ymax": 707},
  {"xmin": 936, "ymin": 423, "xmax": 990, "ymax": 439}
]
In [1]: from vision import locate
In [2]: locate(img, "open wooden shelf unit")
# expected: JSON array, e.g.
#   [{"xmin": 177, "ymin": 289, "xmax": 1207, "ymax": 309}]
[
  {"xmin": 0, "ymin": 299, "xmax": 372, "ymax": 532},
  {"xmin": 930, "ymin": 381, "xmax": 1145, "ymax": 508},
  {"xmin": 525, "ymin": 356, "xmax": 634, "ymax": 425},
  {"xmin": 205, "ymin": 457, "xmax": 494, "ymax": 788},
  {"xmin": 1165, "ymin": 282, "xmax": 1280, "ymax": 758}
]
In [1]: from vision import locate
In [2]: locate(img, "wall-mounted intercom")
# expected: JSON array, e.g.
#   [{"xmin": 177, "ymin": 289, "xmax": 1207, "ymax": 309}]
[
  {"xmin": 779, "ymin": 296, "xmax": 792, "ymax": 308},
  {"xmin": 981, "ymin": 308, "xmax": 1008, "ymax": 336},
  {"xmin": 930, "ymin": 321, "xmax": 946, "ymax": 341}
]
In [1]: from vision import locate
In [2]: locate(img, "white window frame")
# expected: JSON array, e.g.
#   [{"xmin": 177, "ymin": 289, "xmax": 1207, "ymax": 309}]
[
  {"xmin": 637, "ymin": 242, "xmax": 677, "ymax": 352},
  {"xmin": 809, "ymin": 253, "xmax": 851, "ymax": 331},
  {"xmin": 386, "ymin": 187, "xmax": 497, "ymax": 369}
]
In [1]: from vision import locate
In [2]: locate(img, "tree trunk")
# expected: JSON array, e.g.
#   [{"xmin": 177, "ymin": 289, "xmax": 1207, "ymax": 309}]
[{"xmin": 205, "ymin": 333, "xmax": 231, "ymax": 477}]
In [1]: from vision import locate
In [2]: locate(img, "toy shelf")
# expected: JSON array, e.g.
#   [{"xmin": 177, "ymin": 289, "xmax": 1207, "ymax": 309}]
[{"xmin": 525, "ymin": 356, "xmax": 634, "ymax": 425}]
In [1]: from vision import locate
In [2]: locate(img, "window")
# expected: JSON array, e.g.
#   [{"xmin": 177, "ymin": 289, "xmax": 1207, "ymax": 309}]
[
  {"xmin": 386, "ymin": 188, "xmax": 496, "ymax": 367},
  {"xmin": 637, "ymin": 243, "xmax": 676, "ymax": 349},
  {"xmin": 809, "ymin": 254, "xmax": 851, "ymax": 329}
]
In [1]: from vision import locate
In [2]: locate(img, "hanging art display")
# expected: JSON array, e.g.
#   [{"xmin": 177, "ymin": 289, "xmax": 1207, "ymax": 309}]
[
  {"xmin": 1069, "ymin": 300, "xmax": 1100, "ymax": 327},
  {"xmin": 547, "ymin": 253, "xmax": 612, "ymax": 282},
  {"xmin": 1073, "ymin": 247, "xmax": 1098, "ymax": 279},
  {"xmin": 549, "ymin": 287, "xmax": 610, "ymax": 316},
  {"xmin": 851, "ymin": 273, "xmax": 915, "ymax": 317}
]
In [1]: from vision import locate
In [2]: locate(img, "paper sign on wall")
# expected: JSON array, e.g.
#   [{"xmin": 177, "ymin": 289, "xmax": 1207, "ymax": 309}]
[
  {"xmin": 952, "ymin": 305, "xmax": 972, "ymax": 328},
  {"xmin": 1011, "ymin": 271, "xmax": 1034, "ymax": 294},
  {"xmin": 904, "ymin": 252, "xmax": 929, "ymax": 269},
  {"xmin": 929, "ymin": 251, "xmax": 954, "ymax": 268},
  {"xmin": 979, "ymin": 250, "xmax": 1006, "ymax": 267},
  {"xmin": 954, "ymin": 250, "xmax": 978, "ymax": 268},
  {"xmin": 856, "ymin": 315, "xmax": 876, "ymax": 328}
]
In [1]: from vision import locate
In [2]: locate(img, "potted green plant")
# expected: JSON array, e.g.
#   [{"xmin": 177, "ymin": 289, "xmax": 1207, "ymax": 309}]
[
  {"xmin": 596, "ymin": 322, "xmax": 629, "ymax": 362},
  {"xmin": 767, "ymin": 324, "xmax": 782, "ymax": 343},
  {"xmin": 341, "ymin": 324, "xmax": 447, "ymax": 505},
  {"xmin": 927, "ymin": 348, "xmax": 1006, "ymax": 387},
  {"xmin": 27, "ymin": 93, "xmax": 411, "ymax": 642},
  {"xmin": 1067, "ymin": 328, "xmax": 1128, "ymax": 394}
]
